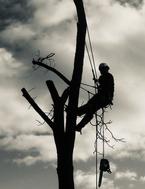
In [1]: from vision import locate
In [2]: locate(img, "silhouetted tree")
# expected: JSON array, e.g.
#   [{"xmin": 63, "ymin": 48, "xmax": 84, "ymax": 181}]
[{"xmin": 21, "ymin": 0, "xmax": 90, "ymax": 189}]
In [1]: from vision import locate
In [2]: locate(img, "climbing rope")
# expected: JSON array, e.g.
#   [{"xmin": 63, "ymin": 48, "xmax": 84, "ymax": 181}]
[
  {"xmin": 102, "ymin": 109, "xmax": 105, "ymax": 159},
  {"xmin": 82, "ymin": 3, "xmax": 113, "ymax": 188},
  {"xmin": 85, "ymin": 23, "xmax": 99, "ymax": 189},
  {"xmin": 85, "ymin": 42, "xmax": 96, "ymax": 81},
  {"xmin": 87, "ymin": 26, "xmax": 98, "ymax": 79}
]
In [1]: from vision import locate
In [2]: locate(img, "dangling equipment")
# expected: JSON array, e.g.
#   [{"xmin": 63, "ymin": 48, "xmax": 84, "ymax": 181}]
[
  {"xmin": 98, "ymin": 158, "xmax": 112, "ymax": 187},
  {"xmin": 98, "ymin": 109, "xmax": 112, "ymax": 187}
]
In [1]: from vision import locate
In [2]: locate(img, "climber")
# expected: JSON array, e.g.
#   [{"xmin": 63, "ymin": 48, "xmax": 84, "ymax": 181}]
[{"xmin": 76, "ymin": 63, "xmax": 114, "ymax": 132}]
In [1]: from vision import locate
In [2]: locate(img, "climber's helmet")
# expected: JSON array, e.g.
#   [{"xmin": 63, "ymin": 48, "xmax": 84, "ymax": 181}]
[{"xmin": 99, "ymin": 63, "xmax": 110, "ymax": 72}]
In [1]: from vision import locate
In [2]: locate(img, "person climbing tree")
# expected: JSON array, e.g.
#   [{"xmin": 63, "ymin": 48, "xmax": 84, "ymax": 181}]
[{"xmin": 76, "ymin": 63, "xmax": 114, "ymax": 132}]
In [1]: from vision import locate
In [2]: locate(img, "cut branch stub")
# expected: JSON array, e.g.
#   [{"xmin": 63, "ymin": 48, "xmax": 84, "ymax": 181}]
[
  {"xmin": 21, "ymin": 88, "xmax": 54, "ymax": 129},
  {"xmin": 61, "ymin": 87, "xmax": 70, "ymax": 105},
  {"xmin": 46, "ymin": 80, "xmax": 60, "ymax": 105}
]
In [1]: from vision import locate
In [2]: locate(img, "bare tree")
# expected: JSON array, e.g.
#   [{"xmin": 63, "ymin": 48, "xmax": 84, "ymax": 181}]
[{"xmin": 21, "ymin": 0, "xmax": 95, "ymax": 188}]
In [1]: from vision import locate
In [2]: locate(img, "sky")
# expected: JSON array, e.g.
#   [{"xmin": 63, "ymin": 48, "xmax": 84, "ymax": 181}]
[{"xmin": 0, "ymin": 0, "xmax": 145, "ymax": 188}]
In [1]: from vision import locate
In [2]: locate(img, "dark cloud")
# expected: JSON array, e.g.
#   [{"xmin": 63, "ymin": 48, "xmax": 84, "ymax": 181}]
[
  {"xmin": 0, "ymin": 38, "xmax": 34, "ymax": 65},
  {"xmin": 115, "ymin": 0, "xmax": 144, "ymax": 8},
  {"xmin": 0, "ymin": 0, "xmax": 34, "ymax": 31}
]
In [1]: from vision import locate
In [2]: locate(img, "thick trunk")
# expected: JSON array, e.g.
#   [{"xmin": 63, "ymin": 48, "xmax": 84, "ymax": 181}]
[
  {"xmin": 57, "ymin": 154, "xmax": 74, "ymax": 189},
  {"xmin": 53, "ymin": 100, "xmax": 75, "ymax": 189},
  {"xmin": 54, "ymin": 131, "xmax": 75, "ymax": 189}
]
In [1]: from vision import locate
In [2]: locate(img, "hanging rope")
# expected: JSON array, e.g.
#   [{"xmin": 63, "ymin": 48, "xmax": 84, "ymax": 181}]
[
  {"xmin": 102, "ymin": 109, "xmax": 105, "ymax": 159},
  {"xmin": 86, "ymin": 26, "xmax": 98, "ymax": 80},
  {"xmin": 82, "ymin": 4, "xmax": 111, "ymax": 188},
  {"xmin": 85, "ymin": 42, "xmax": 96, "ymax": 81},
  {"xmin": 85, "ymin": 20, "xmax": 113, "ymax": 189},
  {"xmin": 85, "ymin": 25, "xmax": 99, "ymax": 189}
]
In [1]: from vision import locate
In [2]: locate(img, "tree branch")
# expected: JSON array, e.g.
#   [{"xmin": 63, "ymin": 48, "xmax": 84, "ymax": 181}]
[
  {"xmin": 32, "ymin": 60, "xmax": 70, "ymax": 85},
  {"xmin": 46, "ymin": 80, "xmax": 60, "ymax": 105},
  {"xmin": 61, "ymin": 87, "xmax": 70, "ymax": 105},
  {"xmin": 21, "ymin": 88, "xmax": 54, "ymax": 129}
]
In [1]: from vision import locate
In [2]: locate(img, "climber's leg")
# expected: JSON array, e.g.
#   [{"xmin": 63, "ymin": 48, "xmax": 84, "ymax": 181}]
[
  {"xmin": 77, "ymin": 103, "xmax": 89, "ymax": 116},
  {"xmin": 76, "ymin": 101, "xmax": 102, "ymax": 132},
  {"xmin": 76, "ymin": 95, "xmax": 109, "ymax": 132},
  {"xmin": 77, "ymin": 94, "xmax": 100, "ymax": 116}
]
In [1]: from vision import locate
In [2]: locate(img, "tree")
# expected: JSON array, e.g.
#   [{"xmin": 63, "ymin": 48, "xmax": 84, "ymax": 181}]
[{"xmin": 21, "ymin": 0, "xmax": 90, "ymax": 189}]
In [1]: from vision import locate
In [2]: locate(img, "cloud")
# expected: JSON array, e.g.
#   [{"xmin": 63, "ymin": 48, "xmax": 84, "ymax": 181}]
[
  {"xmin": 13, "ymin": 155, "xmax": 41, "ymax": 166},
  {"xmin": 140, "ymin": 176, "xmax": 145, "ymax": 182},
  {"xmin": 115, "ymin": 0, "xmax": 144, "ymax": 9},
  {"xmin": 0, "ymin": 48, "xmax": 26, "ymax": 78},
  {"xmin": 0, "ymin": 135, "xmax": 56, "ymax": 165},
  {"xmin": 115, "ymin": 170, "xmax": 138, "ymax": 181},
  {"xmin": 0, "ymin": 0, "xmax": 34, "ymax": 31},
  {"xmin": 30, "ymin": 0, "xmax": 75, "ymax": 28},
  {"xmin": 1, "ymin": 23, "xmax": 35, "ymax": 43},
  {"xmin": 75, "ymin": 170, "xmax": 95, "ymax": 189},
  {"xmin": 74, "ymin": 128, "xmax": 96, "ymax": 162},
  {"xmin": 75, "ymin": 169, "xmax": 119, "ymax": 189},
  {"xmin": 106, "ymin": 132, "xmax": 145, "ymax": 162}
]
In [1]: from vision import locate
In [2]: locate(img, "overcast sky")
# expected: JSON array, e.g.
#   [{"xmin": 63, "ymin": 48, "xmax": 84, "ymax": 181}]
[{"xmin": 0, "ymin": 0, "xmax": 145, "ymax": 189}]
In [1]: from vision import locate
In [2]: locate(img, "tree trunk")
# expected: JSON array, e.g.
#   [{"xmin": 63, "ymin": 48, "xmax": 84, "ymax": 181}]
[
  {"xmin": 56, "ymin": 147, "xmax": 75, "ymax": 189},
  {"xmin": 54, "ymin": 130, "xmax": 75, "ymax": 189},
  {"xmin": 54, "ymin": 1, "xmax": 87, "ymax": 189},
  {"xmin": 52, "ymin": 98, "xmax": 75, "ymax": 189}
]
